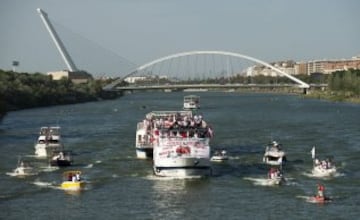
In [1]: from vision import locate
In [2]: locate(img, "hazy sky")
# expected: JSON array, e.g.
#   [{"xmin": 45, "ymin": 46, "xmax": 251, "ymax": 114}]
[{"xmin": 1, "ymin": 0, "xmax": 359, "ymax": 77}]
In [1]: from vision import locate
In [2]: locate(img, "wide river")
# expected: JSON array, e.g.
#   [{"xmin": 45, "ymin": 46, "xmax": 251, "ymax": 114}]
[{"xmin": 1, "ymin": 92, "xmax": 359, "ymax": 219}]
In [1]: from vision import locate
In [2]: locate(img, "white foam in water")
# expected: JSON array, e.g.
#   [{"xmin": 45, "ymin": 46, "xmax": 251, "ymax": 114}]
[
  {"xmin": 32, "ymin": 180, "xmax": 51, "ymax": 187},
  {"xmin": 296, "ymin": 195, "xmax": 332, "ymax": 204},
  {"xmin": 95, "ymin": 160, "xmax": 102, "ymax": 164},
  {"xmin": 84, "ymin": 164, "xmax": 93, "ymax": 168},
  {"xmin": 244, "ymin": 177, "xmax": 276, "ymax": 186},
  {"xmin": 302, "ymin": 171, "xmax": 344, "ymax": 179},
  {"xmin": 144, "ymin": 174, "xmax": 203, "ymax": 181},
  {"xmin": 6, "ymin": 171, "xmax": 38, "ymax": 177},
  {"xmin": 41, "ymin": 166, "xmax": 59, "ymax": 172}
]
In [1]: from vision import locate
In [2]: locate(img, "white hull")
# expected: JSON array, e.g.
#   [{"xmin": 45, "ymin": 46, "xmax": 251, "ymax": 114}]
[
  {"xmin": 183, "ymin": 104, "xmax": 200, "ymax": 110},
  {"xmin": 312, "ymin": 166, "xmax": 337, "ymax": 177},
  {"xmin": 263, "ymin": 151, "xmax": 286, "ymax": 166},
  {"xmin": 10, "ymin": 167, "xmax": 38, "ymax": 177},
  {"xmin": 210, "ymin": 155, "xmax": 229, "ymax": 162},
  {"xmin": 267, "ymin": 177, "xmax": 285, "ymax": 185},
  {"xmin": 35, "ymin": 143, "xmax": 63, "ymax": 157},
  {"xmin": 154, "ymin": 157, "xmax": 211, "ymax": 178}
]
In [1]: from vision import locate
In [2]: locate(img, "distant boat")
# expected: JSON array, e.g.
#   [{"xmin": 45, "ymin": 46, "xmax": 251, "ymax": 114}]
[
  {"xmin": 267, "ymin": 168, "xmax": 285, "ymax": 185},
  {"xmin": 311, "ymin": 146, "xmax": 337, "ymax": 177},
  {"xmin": 210, "ymin": 149, "xmax": 229, "ymax": 162},
  {"xmin": 183, "ymin": 95, "xmax": 200, "ymax": 110},
  {"xmin": 49, "ymin": 150, "xmax": 73, "ymax": 167},
  {"xmin": 263, "ymin": 141, "xmax": 287, "ymax": 166},
  {"xmin": 8, "ymin": 157, "xmax": 38, "ymax": 177},
  {"xmin": 60, "ymin": 170, "xmax": 85, "ymax": 191},
  {"xmin": 34, "ymin": 126, "xmax": 64, "ymax": 158}
]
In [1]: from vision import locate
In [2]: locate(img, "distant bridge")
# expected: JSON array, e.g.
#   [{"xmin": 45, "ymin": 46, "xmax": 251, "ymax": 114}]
[{"xmin": 104, "ymin": 51, "xmax": 310, "ymax": 91}]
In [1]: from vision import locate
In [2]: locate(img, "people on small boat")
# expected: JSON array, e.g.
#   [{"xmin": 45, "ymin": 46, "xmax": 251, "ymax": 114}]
[
  {"xmin": 53, "ymin": 151, "xmax": 65, "ymax": 160},
  {"xmin": 314, "ymin": 158, "xmax": 333, "ymax": 169},
  {"xmin": 213, "ymin": 149, "xmax": 227, "ymax": 157},
  {"xmin": 268, "ymin": 167, "xmax": 282, "ymax": 179},
  {"xmin": 68, "ymin": 172, "xmax": 81, "ymax": 182}
]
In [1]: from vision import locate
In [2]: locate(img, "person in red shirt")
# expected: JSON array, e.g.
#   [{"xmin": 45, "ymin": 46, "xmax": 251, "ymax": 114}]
[{"xmin": 317, "ymin": 183, "xmax": 325, "ymax": 198}]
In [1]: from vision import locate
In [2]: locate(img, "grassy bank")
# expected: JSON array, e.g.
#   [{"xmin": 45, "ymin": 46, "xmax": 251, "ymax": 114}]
[{"xmin": 305, "ymin": 90, "xmax": 360, "ymax": 104}]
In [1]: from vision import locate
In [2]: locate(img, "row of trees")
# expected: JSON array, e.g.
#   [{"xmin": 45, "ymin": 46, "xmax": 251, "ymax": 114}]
[
  {"xmin": 328, "ymin": 69, "xmax": 360, "ymax": 95},
  {"xmin": 0, "ymin": 70, "xmax": 120, "ymax": 115}
]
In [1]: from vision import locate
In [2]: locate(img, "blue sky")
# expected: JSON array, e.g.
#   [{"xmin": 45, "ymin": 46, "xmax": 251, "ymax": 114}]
[{"xmin": 1, "ymin": 0, "xmax": 359, "ymax": 77}]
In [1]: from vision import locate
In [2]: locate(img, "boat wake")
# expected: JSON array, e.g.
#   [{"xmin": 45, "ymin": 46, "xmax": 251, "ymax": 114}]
[
  {"xmin": 6, "ymin": 171, "xmax": 38, "ymax": 177},
  {"xmin": 84, "ymin": 164, "xmax": 93, "ymax": 168},
  {"xmin": 40, "ymin": 166, "xmax": 59, "ymax": 172},
  {"xmin": 144, "ymin": 174, "xmax": 204, "ymax": 181},
  {"xmin": 302, "ymin": 171, "xmax": 345, "ymax": 179},
  {"xmin": 296, "ymin": 195, "xmax": 333, "ymax": 204},
  {"xmin": 244, "ymin": 176, "xmax": 295, "ymax": 186},
  {"xmin": 243, "ymin": 177, "xmax": 277, "ymax": 186},
  {"xmin": 32, "ymin": 180, "xmax": 59, "ymax": 190}
]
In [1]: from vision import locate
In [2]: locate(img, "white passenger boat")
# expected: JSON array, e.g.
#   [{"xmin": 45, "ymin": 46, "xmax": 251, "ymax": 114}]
[
  {"xmin": 210, "ymin": 149, "xmax": 229, "ymax": 162},
  {"xmin": 34, "ymin": 126, "xmax": 64, "ymax": 158},
  {"xmin": 263, "ymin": 141, "xmax": 287, "ymax": 166},
  {"xmin": 310, "ymin": 146, "xmax": 337, "ymax": 177},
  {"xmin": 151, "ymin": 111, "xmax": 213, "ymax": 178},
  {"xmin": 183, "ymin": 95, "xmax": 200, "ymax": 110}
]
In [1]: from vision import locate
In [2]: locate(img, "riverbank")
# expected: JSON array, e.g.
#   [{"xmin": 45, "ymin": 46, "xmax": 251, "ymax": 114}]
[
  {"xmin": 305, "ymin": 90, "xmax": 360, "ymax": 104},
  {"xmin": 0, "ymin": 70, "xmax": 122, "ymax": 120}
]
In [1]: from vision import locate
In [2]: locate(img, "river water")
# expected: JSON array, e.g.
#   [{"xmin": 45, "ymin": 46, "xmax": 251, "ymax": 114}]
[{"xmin": 1, "ymin": 92, "xmax": 359, "ymax": 219}]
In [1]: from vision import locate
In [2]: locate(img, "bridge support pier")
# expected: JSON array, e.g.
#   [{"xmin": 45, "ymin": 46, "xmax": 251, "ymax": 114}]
[{"xmin": 303, "ymin": 88, "xmax": 308, "ymax": 95}]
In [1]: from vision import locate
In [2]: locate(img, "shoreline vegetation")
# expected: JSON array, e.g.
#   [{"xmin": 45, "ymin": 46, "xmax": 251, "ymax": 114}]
[
  {"xmin": 305, "ymin": 91, "xmax": 360, "ymax": 104},
  {"xmin": 305, "ymin": 69, "xmax": 360, "ymax": 104},
  {"xmin": 1, "ymin": 69, "xmax": 359, "ymax": 121},
  {"xmin": 0, "ymin": 69, "xmax": 121, "ymax": 120}
]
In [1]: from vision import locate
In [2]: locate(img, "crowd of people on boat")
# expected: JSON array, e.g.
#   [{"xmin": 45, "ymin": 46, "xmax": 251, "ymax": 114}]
[
  {"xmin": 314, "ymin": 158, "xmax": 334, "ymax": 170},
  {"xmin": 142, "ymin": 112, "xmax": 214, "ymax": 139}
]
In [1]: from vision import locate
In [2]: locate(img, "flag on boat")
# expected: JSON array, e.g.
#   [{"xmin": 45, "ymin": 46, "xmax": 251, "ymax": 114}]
[{"xmin": 311, "ymin": 146, "xmax": 316, "ymax": 159}]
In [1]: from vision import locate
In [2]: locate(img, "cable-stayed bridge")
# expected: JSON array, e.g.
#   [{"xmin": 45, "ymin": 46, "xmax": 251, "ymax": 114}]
[{"xmin": 37, "ymin": 9, "xmax": 312, "ymax": 94}]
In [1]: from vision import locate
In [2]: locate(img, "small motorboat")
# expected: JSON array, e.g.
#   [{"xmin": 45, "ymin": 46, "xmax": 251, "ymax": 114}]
[
  {"xmin": 50, "ymin": 150, "xmax": 72, "ymax": 167},
  {"xmin": 183, "ymin": 95, "xmax": 200, "ymax": 110},
  {"xmin": 60, "ymin": 170, "xmax": 85, "ymax": 191},
  {"xmin": 210, "ymin": 150, "xmax": 229, "ymax": 162},
  {"xmin": 312, "ymin": 160, "xmax": 337, "ymax": 177},
  {"xmin": 267, "ymin": 168, "xmax": 285, "ymax": 185},
  {"xmin": 263, "ymin": 141, "xmax": 287, "ymax": 166},
  {"xmin": 307, "ymin": 195, "xmax": 332, "ymax": 204},
  {"xmin": 310, "ymin": 147, "xmax": 337, "ymax": 177},
  {"xmin": 10, "ymin": 158, "xmax": 38, "ymax": 177}
]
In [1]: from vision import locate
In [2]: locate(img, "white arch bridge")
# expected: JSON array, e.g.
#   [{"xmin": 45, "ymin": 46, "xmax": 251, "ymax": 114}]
[{"xmin": 103, "ymin": 51, "xmax": 310, "ymax": 91}]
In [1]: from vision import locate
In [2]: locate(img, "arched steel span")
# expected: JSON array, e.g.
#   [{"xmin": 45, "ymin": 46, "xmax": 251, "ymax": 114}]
[{"xmin": 103, "ymin": 51, "xmax": 310, "ymax": 90}]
